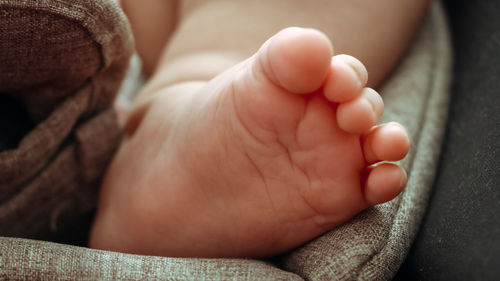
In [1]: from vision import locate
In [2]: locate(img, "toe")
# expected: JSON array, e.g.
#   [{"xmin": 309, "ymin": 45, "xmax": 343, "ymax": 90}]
[
  {"xmin": 362, "ymin": 122, "xmax": 410, "ymax": 164},
  {"xmin": 363, "ymin": 163, "xmax": 407, "ymax": 205},
  {"xmin": 337, "ymin": 88, "xmax": 384, "ymax": 134},
  {"xmin": 256, "ymin": 27, "xmax": 333, "ymax": 94},
  {"xmin": 324, "ymin": 55, "xmax": 368, "ymax": 103}
]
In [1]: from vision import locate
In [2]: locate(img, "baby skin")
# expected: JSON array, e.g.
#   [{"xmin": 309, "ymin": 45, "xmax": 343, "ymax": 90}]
[{"xmin": 90, "ymin": 27, "xmax": 410, "ymax": 258}]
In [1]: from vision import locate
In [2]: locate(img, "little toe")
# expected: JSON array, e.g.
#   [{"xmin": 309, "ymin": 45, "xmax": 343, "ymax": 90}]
[
  {"xmin": 363, "ymin": 163, "xmax": 407, "ymax": 205},
  {"xmin": 256, "ymin": 27, "xmax": 333, "ymax": 94},
  {"xmin": 337, "ymin": 88, "xmax": 384, "ymax": 134},
  {"xmin": 362, "ymin": 122, "xmax": 410, "ymax": 164},
  {"xmin": 324, "ymin": 54, "xmax": 368, "ymax": 103}
]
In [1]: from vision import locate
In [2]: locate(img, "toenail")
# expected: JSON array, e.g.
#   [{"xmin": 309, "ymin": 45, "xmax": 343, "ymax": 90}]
[
  {"xmin": 387, "ymin": 122, "xmax": 410, "ymax": 141},
  {"xmin": 362, "ymin": 88, "xmax": 384, "ymax": 117},
  {"xmin": 384, "ymin": 122, "xmax": 402, "ymax": 134},
  {"xmin": 349, "ymin": 63, "xmax": 367, "ymax": 86},
  {"xmin": 337, "ymin": 55, "xmax": 368, "ymax": 85},
  {"xmin": 388, "ymin": 121, "xmax": 403, "ymax": 129},
  {"xmin": 399, "ymin": 168, "xmax": 408, "ymax": 189}
]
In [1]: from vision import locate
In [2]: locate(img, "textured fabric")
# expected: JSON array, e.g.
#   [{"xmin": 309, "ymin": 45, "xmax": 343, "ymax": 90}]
[
  {"xmin": 0, "ymin": 1, "xmax": 451, "ymax": 280},
  {"xmin": 395, "ymin": 0, "xmax": 500, "ymax": 280},
  {"xmin": 281, "ymin": 3, "xmax": 452, "ymax": 280},
  {"xmin": 0, "ymin": 237, "xmax": 302, "ymax": 281},
  {"xmin": 0, "ymin": 0, "xmax": 133, "ymax": 240}
]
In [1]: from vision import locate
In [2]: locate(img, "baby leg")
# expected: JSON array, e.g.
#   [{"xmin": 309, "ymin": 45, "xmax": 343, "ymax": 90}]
[{"xmin": 121, "ymin": 0, "xmax": 178, "ymax": 75}]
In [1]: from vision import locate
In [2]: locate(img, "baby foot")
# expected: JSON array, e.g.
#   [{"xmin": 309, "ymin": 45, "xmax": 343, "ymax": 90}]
[{"xmin": 90, "ymin": 27, "xmax": 410, "ymax": 258}]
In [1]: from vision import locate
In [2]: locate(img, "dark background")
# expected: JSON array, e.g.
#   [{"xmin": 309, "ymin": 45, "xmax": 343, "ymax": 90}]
[{"xmin": 395, "ymin": 0, "xmax": 500, "ymax": 280}]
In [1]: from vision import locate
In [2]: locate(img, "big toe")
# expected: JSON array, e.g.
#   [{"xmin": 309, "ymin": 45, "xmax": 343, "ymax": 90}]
[{"xmin": 255, "ymin": 27, "xmax": 333, "ymax": 94}]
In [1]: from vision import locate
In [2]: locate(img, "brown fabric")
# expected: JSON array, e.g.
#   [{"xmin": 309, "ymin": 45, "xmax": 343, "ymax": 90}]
[{"xmin": 0, "ymin": 0, "xmax": 133, "ymax": 240}]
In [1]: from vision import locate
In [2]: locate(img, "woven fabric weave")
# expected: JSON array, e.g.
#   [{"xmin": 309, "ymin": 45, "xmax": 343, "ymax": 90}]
[{"xmin": 0, "ymin": 0, "xmax": 133, "ymax": 240}]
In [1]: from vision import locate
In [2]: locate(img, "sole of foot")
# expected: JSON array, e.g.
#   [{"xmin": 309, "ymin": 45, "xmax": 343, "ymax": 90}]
[{"xmin": 90, "ymin": 27, "xmax": 410, "ymax": 258}]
